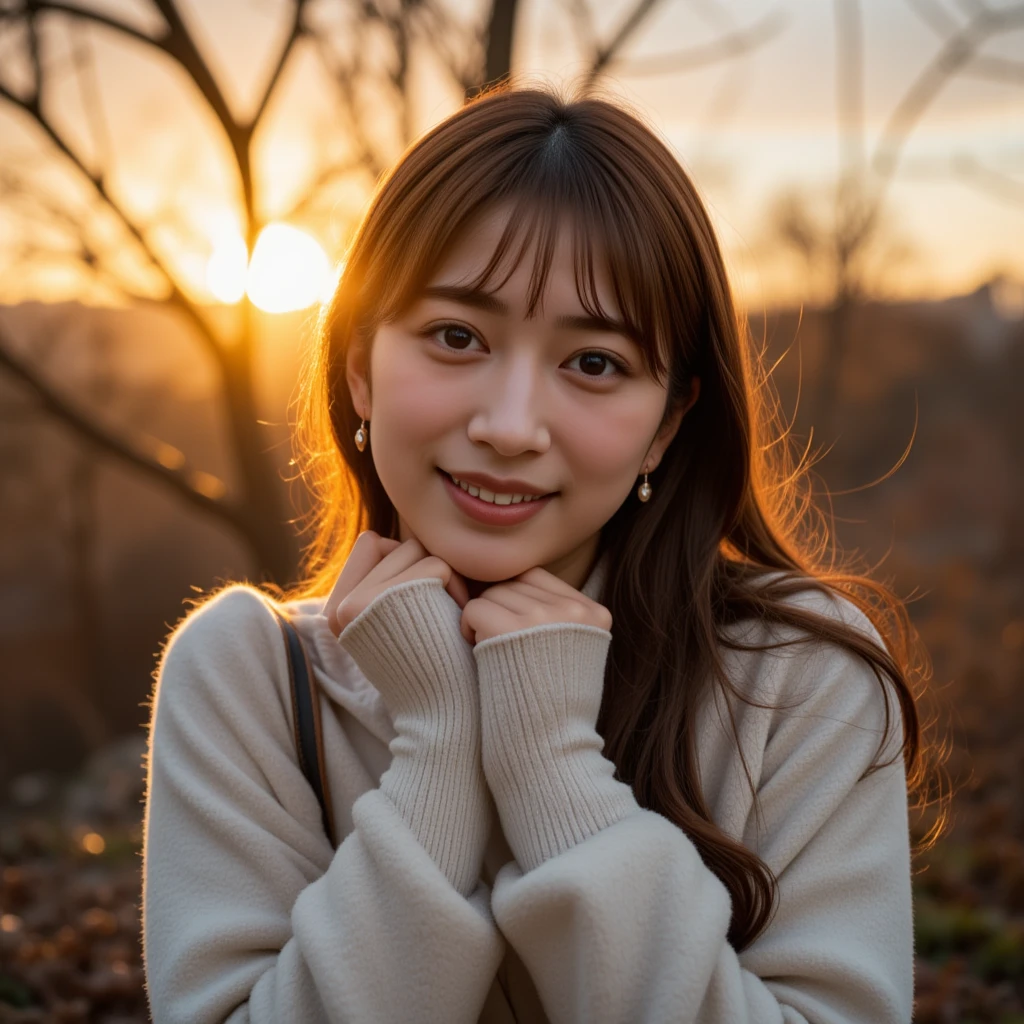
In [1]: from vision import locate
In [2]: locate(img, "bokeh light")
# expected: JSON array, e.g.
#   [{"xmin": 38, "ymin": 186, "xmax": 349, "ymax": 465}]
[{"xmin": 245, "ymin": 223, "xmax": 332, "ymax": 313}]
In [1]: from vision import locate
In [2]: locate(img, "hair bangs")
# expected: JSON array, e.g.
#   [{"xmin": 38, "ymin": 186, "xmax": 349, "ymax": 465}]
[{"xmin": 360, "ymin": 123, "xmax": 675, "ymax": 389}]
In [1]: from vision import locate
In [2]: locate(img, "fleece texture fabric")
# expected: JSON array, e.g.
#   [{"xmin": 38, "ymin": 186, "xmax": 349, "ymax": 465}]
[{"xmin": 141, "ymin": 555, "xmax": 915, "ymax": 1023}]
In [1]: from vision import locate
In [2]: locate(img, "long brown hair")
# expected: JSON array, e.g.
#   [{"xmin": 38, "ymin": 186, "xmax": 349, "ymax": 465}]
[{"xmin": 286, "ymin": 82, "xmax": 947, "ymax": 951}]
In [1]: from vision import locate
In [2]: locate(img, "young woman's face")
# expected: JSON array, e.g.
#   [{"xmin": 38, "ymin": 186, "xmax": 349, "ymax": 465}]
[{"xmin": 347, "ymin": 205, "xmax": 698, "ymax": 589}]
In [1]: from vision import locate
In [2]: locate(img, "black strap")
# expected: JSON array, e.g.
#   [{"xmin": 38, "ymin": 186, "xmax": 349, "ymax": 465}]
[{"xmin": 271, "ymin": 606, "xmax": 337, "ymax": 847}]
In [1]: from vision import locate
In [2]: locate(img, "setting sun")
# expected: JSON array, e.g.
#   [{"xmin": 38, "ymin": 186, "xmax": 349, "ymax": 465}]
[{"xmin": 205, "ymin": 223, "xmax": 334, "ymax": 312}]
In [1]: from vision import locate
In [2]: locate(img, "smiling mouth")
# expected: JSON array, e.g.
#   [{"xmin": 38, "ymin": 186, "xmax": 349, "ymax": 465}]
[{"xmin": 438, "ymin": 468, "xmax": 557, "ymax": 504}]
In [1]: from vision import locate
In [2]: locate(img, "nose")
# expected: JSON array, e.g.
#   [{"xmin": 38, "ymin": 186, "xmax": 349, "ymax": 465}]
[{"xmin": 466, "ymin": 353, "xmax": 550, "ymax": 456}]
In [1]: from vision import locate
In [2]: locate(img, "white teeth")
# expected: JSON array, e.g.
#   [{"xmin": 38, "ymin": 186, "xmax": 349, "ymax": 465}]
[{"xmin": 450, "ymin": 475, "xmax": 540, "ymax": 505}]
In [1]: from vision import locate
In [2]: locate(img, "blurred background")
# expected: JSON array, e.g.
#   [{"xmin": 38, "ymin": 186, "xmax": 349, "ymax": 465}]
[{"xmin": 0, "ymin": 0, "xmax": 1021, "ymax": 1020}]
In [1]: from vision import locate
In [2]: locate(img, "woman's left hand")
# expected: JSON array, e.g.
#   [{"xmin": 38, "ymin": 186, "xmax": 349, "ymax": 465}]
[{"xmin": 460, "ymin": 566, "xmax": 612, "ymax": 645}]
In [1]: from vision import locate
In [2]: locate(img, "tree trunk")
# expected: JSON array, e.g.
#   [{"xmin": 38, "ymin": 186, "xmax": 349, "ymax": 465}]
[
  {"xmin": 478, "ymin": 0, "xmax": 520, "ymax": 92},
  {"xmin": 220, "ymin": 305, "xmax": 298, "ymax": 585}
]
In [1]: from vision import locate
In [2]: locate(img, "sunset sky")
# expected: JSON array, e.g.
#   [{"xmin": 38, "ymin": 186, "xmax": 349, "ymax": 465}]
[{"xmin": 0, "ymin": 0, "xmax": 1021, "ymax": 312}]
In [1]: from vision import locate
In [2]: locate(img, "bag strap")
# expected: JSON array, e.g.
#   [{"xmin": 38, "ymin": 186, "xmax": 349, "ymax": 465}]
[{"xmin": 271, "ymin": 605, "xmax": 338, "ymax": 848}]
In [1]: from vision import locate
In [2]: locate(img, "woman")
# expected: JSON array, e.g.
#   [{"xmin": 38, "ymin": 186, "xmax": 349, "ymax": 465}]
[{"xmin": 142, "ymin": 84, "xmax": 935, "ymax": 1023}]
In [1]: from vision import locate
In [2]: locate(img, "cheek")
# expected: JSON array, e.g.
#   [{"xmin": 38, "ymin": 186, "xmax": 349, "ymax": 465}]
[
  {"xmin": 559, "ymin": 395, "xmax": 661, "ymax": 486},
  {"xmin": 371, "ymin": 339, "xmax": 462, "ymax": 444}
]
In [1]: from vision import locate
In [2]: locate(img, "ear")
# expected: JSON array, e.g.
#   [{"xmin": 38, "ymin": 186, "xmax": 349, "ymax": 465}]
[
  {"xmin": 346, "ymin": 337, "xmax": 372, "ymax": 421},
  {"xmin": 646, "ymin": 376, "xmax": 700, "ymax": 472}
]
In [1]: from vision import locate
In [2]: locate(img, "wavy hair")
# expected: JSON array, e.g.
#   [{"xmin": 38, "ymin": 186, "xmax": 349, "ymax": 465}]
[{"xmin": 285, "ymin": 82, "xmax": 947, "ymax": 951}]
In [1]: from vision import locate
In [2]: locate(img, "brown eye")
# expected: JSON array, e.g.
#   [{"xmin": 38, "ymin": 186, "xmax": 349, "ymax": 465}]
[
  {"xmin": 567, "ymin": 350, "xmax": 629, "ymax": 379},
  {"xmin": 439, "ymin": 325, "xmax": 475, "ymax": 350},
  {"xmin": 579, "ymin": 352, "xmax": 609, "ymax": 376}
]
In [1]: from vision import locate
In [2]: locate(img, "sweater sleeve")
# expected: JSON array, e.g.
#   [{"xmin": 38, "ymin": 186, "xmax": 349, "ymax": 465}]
[
  {"xmin": 337, "ymin": 577, "xmax": 494, "ymax": 897},
  {"xmin": 141, "ymin": 585, "xmax": 504, "ymax": 1024},
  {"xmin": 477, "ymin": 608, "xmax": 914, "ymax": 1024}
]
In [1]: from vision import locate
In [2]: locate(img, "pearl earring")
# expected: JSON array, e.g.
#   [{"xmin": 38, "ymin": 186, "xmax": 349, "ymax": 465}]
[
  {"xmin": 354, "ymin": 418, "xmax": 368, "ymax": 452},
  {"xmin": 638, "ymin": 467, "xmax": 652, "ymax": 502}
]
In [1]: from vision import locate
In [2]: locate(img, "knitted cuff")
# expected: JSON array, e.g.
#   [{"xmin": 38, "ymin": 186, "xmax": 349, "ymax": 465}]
[
  {"xmin": 474, "ymin": 624, "xmax": 639, "ymax": 873},
  {"xmin": 338, "ymin": 578, "xmax": 478, "ymax": 728},
  {"xmin": 338, "ymin": 578, "xmax": 491, "ymax": 895}
]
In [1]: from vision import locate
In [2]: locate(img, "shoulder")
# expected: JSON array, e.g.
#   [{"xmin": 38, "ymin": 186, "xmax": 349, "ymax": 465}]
[
  {"xmin": 725, "ymin": 569, "xmax": 883, "ymax": 643},
  {"xmin": 153, "ymin": 583, "xmax": 291, "ymax": 731},
  {"xmin": 162, "ymin": 583, "xmax": 281, "ymax": 652},
  {"xmin": 721, "ymin": 570, "xmax": 888, "ymax": 678},
  {"xmin": 158, "ymin": 583, "xmax": 287, "ymax": 681},
  {"xmin": 719, "ymin": 573, "xmax": 902, "ymax": 767}
]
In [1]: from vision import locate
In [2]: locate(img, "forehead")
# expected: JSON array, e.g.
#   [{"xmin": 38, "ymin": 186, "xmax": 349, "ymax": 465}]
[{"xmin": 425, "ymin": 201, "xmax": 619, "ymax": 317}]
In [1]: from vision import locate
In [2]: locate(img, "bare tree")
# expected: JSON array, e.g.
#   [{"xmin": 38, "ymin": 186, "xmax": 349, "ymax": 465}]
[
  {"xmin": 770, "ymin": 0, "xmax": 1024, "ymax": 438},
  {"xmin": 0, "ymin": 0, "xmax": 784, "ymax": 583}
]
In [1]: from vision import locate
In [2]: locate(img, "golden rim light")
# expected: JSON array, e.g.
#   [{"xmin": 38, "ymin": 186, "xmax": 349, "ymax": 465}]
[{"xmin": 205, "ymin": 222, "xmax": 337, "ymax": 312}]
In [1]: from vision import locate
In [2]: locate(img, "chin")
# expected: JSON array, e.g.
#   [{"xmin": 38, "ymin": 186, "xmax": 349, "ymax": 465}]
[
  {"xmin": 438, "ymin": 548, "xmax": 536, "ymax": 585},
  {"xmin": 451, "ymin": 560, "xmax": 523, "ymax": 585}
]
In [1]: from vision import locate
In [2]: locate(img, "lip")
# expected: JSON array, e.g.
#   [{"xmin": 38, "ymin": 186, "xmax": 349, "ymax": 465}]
[
  {"xmin": 442, "ymin": 469, "xmax": 555, "ymax": 496},
  {"xmin": 438, "ymin": 468, "xmax": 555, "ymax": 526}
]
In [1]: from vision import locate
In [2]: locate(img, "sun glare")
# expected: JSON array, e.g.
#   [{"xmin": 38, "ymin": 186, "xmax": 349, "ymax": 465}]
[
  {"xmin": 205, "ymin": 233, "xmax": 247, "ymax": 303},
  {"xmin": 247, "ymin": 223, "xmax": 332, "ymax": 313},
  {"xmin": 205, "ymin": 222, "xmax": 334, "ymax": 312}
]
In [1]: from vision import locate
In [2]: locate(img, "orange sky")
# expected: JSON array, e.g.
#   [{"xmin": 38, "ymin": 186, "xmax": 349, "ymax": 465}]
[{"xmin": 0, "ymin": 0, "xmax": 1021, "ymax": 312}]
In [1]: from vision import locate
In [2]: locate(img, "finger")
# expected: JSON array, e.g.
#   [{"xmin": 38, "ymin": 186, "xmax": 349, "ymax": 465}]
[
  {"xmin": 358, "ymin": 537, "xmax": 429, "ymax": 590},
  {"xmin": 461, "ymin": 598, "xmax": 514, "ymax": 646},
  {"xmin": 325, "ymin": 535, "xmax": 404, "ymax": 632},
  {"xmin": 336, "ymin": 549, "xmax": 454, "ymax": 634},
  {"xmin": 460, "ymin": 607, "xmax": 476, "ymax": 645},
  {"xmin": 476, "ymin": 583, "xmax": 549, "ymax": 616},
  {"xmin": 387, "ymin": 555, "xmax": 456, "ymax": 592},
  {"xmin": 490, "ymin": 579, "xmax": 561, "ymax": 605},
  {"xmin": 445, "ymin": 570, "xmax": 470, "ymax": 610},
  {"xmin": 514, "ymin": 565, "xmax": 581, "ymax": 596},
  {"xmin": 324, "ymin": 531, "xmax": 389, "ymax": 631}
]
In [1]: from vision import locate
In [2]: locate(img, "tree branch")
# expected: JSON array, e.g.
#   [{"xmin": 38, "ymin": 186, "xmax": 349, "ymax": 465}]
[
  {"xmin": 249, "ymin": 0, "xmax": 310, "ymax": 130},
  {"xmin": 951, "ymin": 154, "xmax": 1024, "ymax": 207},
  {"xmin": 275, "ymin": 154, "xmax": 376, "ymax": 224},
  {"xmin": 309, "ymin": 30, "xmax": 387, "ymax": 178},
  {"xmin": 0, "ymin": 79, "xmax": 230, "ymax": 376},
  {"xmin": 562, "ymin": 0, "xmax": 597, "ymax": 61},
  {"xmin": 23, "ymin": 1, "xmax": 165, "ymax": 50},
  {"xmin": 903, "ymin": 0, "xmax": 959, "ymax": 37},
  {"xmin": 147, "ymin": 0, "xmax": 241, "ymax": 150},
  {"xmin": 69, "ymin": 27, "xmax": 114, "ymax": 176},
  {"xmin": 590, "ymin": 0, "xmax": 666, "ymax": 79},
  {"xmin": 834, "ymin": 0, "xmax": 866, "ymax": 181},
  {"xmin": 608, "ymin": 9, "xmax": 787, "ymax": 78},
  {"xmin": 965, "ymin": 53, "xmax": 1024, "ymax": 85},
  {"xmin": 0, "ymin": 323, "xmax": 245, "ymax": 530},
  {"xmin": 872, "ymin": 3, "xmax": 1024, "ymax": 183}
]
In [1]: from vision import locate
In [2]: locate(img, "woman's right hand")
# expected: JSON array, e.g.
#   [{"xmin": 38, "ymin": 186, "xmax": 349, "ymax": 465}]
[
  {"xmin": 323, "ymin": 531, "xmax": 469, "ymax": 638},
  {"xmin": 324, "ymin": 532, "xmax": 493, "ymax": 895}
]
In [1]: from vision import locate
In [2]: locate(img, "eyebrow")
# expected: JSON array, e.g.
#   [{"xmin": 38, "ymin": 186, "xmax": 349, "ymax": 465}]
[{"xmin": 421, "ymin": 284, "xmax": 635, "ymax": 339}]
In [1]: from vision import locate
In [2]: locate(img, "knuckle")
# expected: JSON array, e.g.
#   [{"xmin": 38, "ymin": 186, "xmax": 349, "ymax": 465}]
[{"xmin": 422, "ymin": 555, "xmax": 449, "ymax": 575}]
